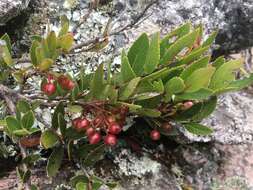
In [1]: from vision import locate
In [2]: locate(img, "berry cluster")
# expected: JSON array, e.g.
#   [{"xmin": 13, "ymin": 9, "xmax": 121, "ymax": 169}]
[
  {"xmin": 72, "ymin": 106, "xmax": 129, "ymax": 146},
  {"xmin": 42, "ymin": 75, "xmax": 75, "ymax": 96}
]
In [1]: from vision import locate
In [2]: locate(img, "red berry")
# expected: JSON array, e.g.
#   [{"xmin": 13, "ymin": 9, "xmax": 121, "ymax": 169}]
[
  {"xmin": 86, "ymin": 127, "xmax": 95, "ymax": 137},
  {"xmin": 104, "ymin": 134, "xmax": 117, "ymax": 146},
  {"xmin": 108, "ymin": 122, "xmax": 122, "ymax": 135},
  {"xmin": 150, "ymin": 130, "xmax": 161, "ymax": 141},
  {"xmin": 65, "ymin": 80, "xmax": 75, "ymax": 90},
  {"xmin": 89, "ymin": 132, "xmax": 101, "ymax": 144},
  {"xmin": 42, "ymin": 82, "xmax": 56, "ymax": 96},
  {"xmin": 72, "ymin": 118, "xmax": 90, "ymax": 131},
  {"xmin": 161, "ymin": 123, "xmax": 173, "ymax": 133},
  {"xmin": 183, "ymin": 101, "xmax": 194, "ymax": 110},
  {"xmin": 58, "ymin": 75, "xmax": 75, "ymax": 91}
]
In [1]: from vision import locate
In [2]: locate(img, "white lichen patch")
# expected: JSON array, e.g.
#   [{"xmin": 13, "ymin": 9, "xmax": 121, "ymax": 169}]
[{"xmin": 113, "ymin": 149, "xmax": 161, "ymax": 178}]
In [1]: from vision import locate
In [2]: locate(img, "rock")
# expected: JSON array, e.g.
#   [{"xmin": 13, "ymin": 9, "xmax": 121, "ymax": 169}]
[{"xmin": 0, "ymin": 0, "xmax": 30, "ymax": 25}]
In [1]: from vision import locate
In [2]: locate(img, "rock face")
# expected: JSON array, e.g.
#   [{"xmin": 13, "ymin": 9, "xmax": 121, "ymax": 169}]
[{"xmin": 0, "ymin": 0, "xmax": 30, "ymax": 25}]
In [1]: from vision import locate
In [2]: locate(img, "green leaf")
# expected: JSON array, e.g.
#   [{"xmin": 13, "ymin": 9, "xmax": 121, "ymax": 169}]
[
  {"xmin": 209, "ymin": 59, "xmax": 243, "ymax": 90},
  {"xmin": 144, "ymin": 32, "xmax": 160, "ymax": 74},
  {"xmin": 141, "ymin": 67, "xmax": 172, "ymax": 82},
  {"xmin": 119, "ymin": 77, "xmax": 141, "ymax": 100},
  {"xmin": 117, "ymin": 102, "xmax": 142, "ymax": 112},
  {"xmin": 17, "ymin": 100, "xmax": 31, "ymax": 113},
  {"xmin": 202, "ymin": 30, "xmax": 218, "ymax": 47},
  {"xmin": 41, "ymin": 130, "xmax": 60, "ymax": 149},
  {"xmin": 173, "ymin": 103, "xmax": 202, "ymax": 121},
  {"xmin": 83, "ymin": 144, "xmax": 105, "ymax": 166},
  {"xmin": 160, "ymin": 28, "xmax": 200, "ymax": 65},
  {"xmin": 153, "ymin": 79, "xmax": 164, "ymax": 93},
  {"xmin": 184, "ymin": 123, "xmax": 213, "ymax": 135},
  {"xmin": 31, "ymin": 35, "xmax": 43, "ymax": 42},
  {"xmin": 212, "ymin": 56, "xmax": 225, "ymax": 68},
  {"xmin": 180, "ymin": 56, "xmax": 210, "ymax": 80},
  {"xmin": 160, "ymin": 23, "xmax": 191, "ymax": 58},
  {"xmin": 228, "ymin": 73, "xmax": 253, "ymax": 90},
  {"xmin": 58, "ymin": 33, "xmax": 74, "ymax": 52},
  {"xmin": 21, "ymin": 111, "xmax": 35, "ymax": 129},
  {"xmin": 67, "ymin": 105, "xmax": 83, "ymax": 113},
  {"xmin": 47, "ymin": 31, "xmax": 57, "ymax": 58},
  {"xmin": 46, "ymin": 147, "xmax": 64, "ymax": 177},
  {"xmin": 58, "ymin": 15, "xmax": 69, "ymax": 37},
  {"xmin": 0, "ymin": 43, "xmax": 13, "ymax": 66},
  {"xmin": 52, "ymin": 102, "xmax": 65, "ymax": 129},
  {"xmin": 128, "ymin": 33, "xmax": 149, "ymax": 66},
  {"xmin": 176, "ymin": 46, "xmax": 209, "ymax": 66},
  {"xmin": 22, "ymin": 154, "xmax": 41, "ymax": 165},
  {"xmin": 1, "ymin": 33, "xmax": 11, "ymax": 52},
  {"xmin": 5, "ymin": 116, "xmax": 22, "ymax": 132},
  {"xmin": 30, "ymin": 40, "xmax": 40, "ymax": 66},
  {"xmin": 76, "ymin": 182, "xmax": 87, "ymax": 190},
  {"xmin": 121, "ymin": 53, "xmax": 136, "ymax": 83},
  {"xmin": 176, "ymin": 88, "xmax": 213, "ymax": 100},
  {"xmin": 165, "ymin": 77, "xmax": 185, "ymax": 95},
  {"xmin": 185, "ymin": 66, "xmax": 215, "ymax": 92},
  {"xmin": 37, "ymin": 58, "xmax": 54, "ymax": 71},
  {"xmin": 35, "ymin": 47, "xmax": 44, "ymax": 64},
  {"xmin": 192, "ymin": 96, "xmax": 217, "ymax": 121},
  {"xmin": 58, "ymin": 113, "xmax": 66, "ymax": 137},
  {"xmin": 70, "ymin": 175, "xmax": 89, "ymax": 187},
  {"xmin": 136, "ymin": 108, "xmax": 161, "ymax": 117},
  {"xmin": 13, "ymin": 129, "xmax": 30, "ymax": 136},
  {"xmin": 90, "ymin": 64, "xmax": 105, "ymax": 100}
]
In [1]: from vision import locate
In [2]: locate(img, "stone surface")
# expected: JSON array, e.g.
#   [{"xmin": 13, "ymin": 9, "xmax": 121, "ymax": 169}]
[{"xmin": 0, "ymin": 0, "xmax": 30, "ymax": 25}]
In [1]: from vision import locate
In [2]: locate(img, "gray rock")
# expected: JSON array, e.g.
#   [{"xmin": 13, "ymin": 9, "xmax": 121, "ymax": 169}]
[{"xmin": 0, "ymin": 0, "xmax": 30, "ymax": 25}]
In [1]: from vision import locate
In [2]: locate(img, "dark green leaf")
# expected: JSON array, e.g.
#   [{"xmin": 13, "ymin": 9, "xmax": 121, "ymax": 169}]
[
  {"xmin": 192, "ymin": 96, "xmax": 217, "ymax": 121},
  {"xmin": 5, "ymin": 116, "xmax": 22, "ymax": 132},
  {"xmin": 136, "ymin": 108, "xmax": 161, "ymax": 117},
  {"xmin": 160, "ymin": 23, "xmax": 191, "ymax": 58},
  {"xmin": 90, "ymin": 64, "xmax": 105, "ymax": 100},
  {"xmin": 176, "ymin": 88, "xmax": 213, "ymax": 100},
  {"xmin": 119, "ymin": 77, "xmax": 141, "ymax": 100},
  {"xmin": 144, "ymin": 32, "xmax": 160, "ymax": 74},
  {"xmin": 52, "ymin": 101, "xmax": 65, "ymax": 129},
  {"xmin": 21, "ymin": 111, "xmax": 35, "ymax": 129},
  {"xmin": 160, "ymin": 28, "xmax": 200, "ymax": 65},
  {"xmin": 176, "ymin": 46, "xmax": 209, "ymax": 66},
  {"xmin": 83, "ymin": 144, "xmax": 105, "ymax": 166},
  {"xmin": 17, "ymin": 100, "xmax": 31, "ymax": 113},
  {"xmin": 46, "ymin": 147, "xmax": 64, "ymax": 177},
  {"xmin": 127, "ymin": 33, "xmax": 149, "ymax": 66},
  {"xmin": 58, "ymin": 113, "xmax": 66, "ymax": 137},
  {"xmin": 121, "ymin": 51, "xmax": 136, "ymax": 83},
  {"xmin": 184, "ymin": 123, "xmax": 213, "ymax": 135}
]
